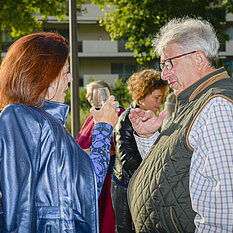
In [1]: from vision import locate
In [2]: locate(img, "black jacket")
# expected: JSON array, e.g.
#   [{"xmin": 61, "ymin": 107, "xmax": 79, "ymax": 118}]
[{"xmin": 113, "ymin": 101, "xmax": 142, "ymax": 185}]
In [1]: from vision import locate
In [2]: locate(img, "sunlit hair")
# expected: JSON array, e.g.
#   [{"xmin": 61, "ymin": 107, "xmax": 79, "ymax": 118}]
[
  {"xmin": 0, "ymin": 32, "xmax": 69, "ymax": 109},
  {"xmin": 153, "ymin": 17, "xmax": 219, "ymax": 67},
  {"xmin": 86, "ymin": 80, "xmax": 111, "ymax": 93},
  {"xmin": 127, "ymin": 69, "xmax": 167, "ymax": 105}
]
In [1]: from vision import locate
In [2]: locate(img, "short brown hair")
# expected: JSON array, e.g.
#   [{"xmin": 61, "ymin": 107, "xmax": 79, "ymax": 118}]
[
  {"xmin": 127, "ymin": 69, "xmax": 167, "ymax": 105},
  {"xmin": 0, "ymin": 32, "xmax": 69, "ymax": 109}
]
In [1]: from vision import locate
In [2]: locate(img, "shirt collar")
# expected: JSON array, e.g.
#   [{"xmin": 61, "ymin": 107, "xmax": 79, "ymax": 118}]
[{"xmin": 177, "ymin": 67, "xmax": 227, "ymax": 102}]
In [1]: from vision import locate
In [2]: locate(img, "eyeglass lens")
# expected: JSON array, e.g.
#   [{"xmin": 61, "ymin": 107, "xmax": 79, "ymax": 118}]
[{"xmin": 160, "ymin": 60, "xmax": 173, "ymax": 70}]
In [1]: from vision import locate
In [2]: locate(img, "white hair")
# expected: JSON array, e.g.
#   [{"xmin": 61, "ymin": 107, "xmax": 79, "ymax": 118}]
[
  {"xmin": 86, "ymin": 80, "xmax": 111, "ymax": 92},
  {"xmin": 153, "ymin": 17, "xmax": 220, "ymax": 67}
]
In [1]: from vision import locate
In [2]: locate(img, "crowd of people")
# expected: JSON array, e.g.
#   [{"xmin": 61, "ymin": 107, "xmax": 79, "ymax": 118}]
[{"xmin": 0, "ymin": 16, "xmax": 232, "ymax": 233}]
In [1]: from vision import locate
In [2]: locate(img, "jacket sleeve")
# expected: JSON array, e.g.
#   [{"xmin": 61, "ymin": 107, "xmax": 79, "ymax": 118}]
[
  {"xmin": 114, "ymin": 111, "xmax": 142, "ymax": 172},
  {"xmin": 89, "ymin": 122, "xmax": 113, "ymax": 197},
  {"xmin": 0, "ymin": 105, "xmax": 40, "ymax": 232}
]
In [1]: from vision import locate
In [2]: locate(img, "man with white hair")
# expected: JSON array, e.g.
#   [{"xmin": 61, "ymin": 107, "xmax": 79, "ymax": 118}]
[{"xmin": 128, "ymin": 18, "xmax": 233, "ymax": 232}]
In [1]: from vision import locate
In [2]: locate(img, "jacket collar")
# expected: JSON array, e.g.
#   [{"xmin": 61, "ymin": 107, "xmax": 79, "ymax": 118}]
[
  {"xmin": 130, "ymin": 100, "xmax": 139, "ymax": 109},
  {"xmin": 177, "ymin": 67, "xmax": 228, "ymax": 103},
  {"xmin": 42, "ymin": 100, "xmax": 70, "ymax": 127}
]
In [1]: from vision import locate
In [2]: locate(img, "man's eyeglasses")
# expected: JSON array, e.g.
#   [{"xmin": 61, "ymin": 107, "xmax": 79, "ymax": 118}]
[{"xmin": 160, "ymin": 51, "xmax": 196, "ymax": 71}]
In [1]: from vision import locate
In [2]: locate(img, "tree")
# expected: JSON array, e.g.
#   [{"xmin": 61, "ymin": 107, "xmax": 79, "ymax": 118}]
[
  {"xmin": 92, "ymin": 0, "xmax": 233, "ymax": 64},
  {"xmin": 0, "ymin": 0, "xmax": 84, "ymax": 62}
]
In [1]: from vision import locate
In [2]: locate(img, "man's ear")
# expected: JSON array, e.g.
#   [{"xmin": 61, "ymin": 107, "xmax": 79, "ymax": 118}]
[{"xmin": 194, "ymin": 51, "xmax": 208, "ymax": 70}]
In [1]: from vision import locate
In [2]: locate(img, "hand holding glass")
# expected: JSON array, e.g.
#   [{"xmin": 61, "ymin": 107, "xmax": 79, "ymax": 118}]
[{"xmin": 93, "ymin": 87, "xmax": 110, "ymax": 110}]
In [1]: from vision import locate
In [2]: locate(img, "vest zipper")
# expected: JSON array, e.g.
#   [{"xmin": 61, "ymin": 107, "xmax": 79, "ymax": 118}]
[{"xmin": 170, "ymin": 206, "xmax": 180, "ymax": 233}]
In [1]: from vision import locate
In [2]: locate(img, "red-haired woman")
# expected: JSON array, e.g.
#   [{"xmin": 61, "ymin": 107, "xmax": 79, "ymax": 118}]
[{"xmin": 0, "ymin": 32, "xmax": 119, "ymax": 232}]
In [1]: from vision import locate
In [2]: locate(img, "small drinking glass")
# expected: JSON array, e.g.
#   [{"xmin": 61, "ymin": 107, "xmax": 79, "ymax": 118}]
[{"xmin": 93, "ymin": 87, "xmax": 110, "ymax": 110}]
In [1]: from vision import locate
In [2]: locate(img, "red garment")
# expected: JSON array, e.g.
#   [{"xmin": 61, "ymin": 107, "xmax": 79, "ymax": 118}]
[
  {"xmin": 76, "ymin": 114, "xmax": 116, "ymax": 151},
  {"xmin": 76, "ymin": 108, "xmax": 124, "ymax": 233}
]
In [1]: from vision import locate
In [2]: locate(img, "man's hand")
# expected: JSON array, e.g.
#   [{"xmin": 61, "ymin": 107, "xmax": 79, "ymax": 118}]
[{"xmin": 129, "ymin": 108, "xmax": 168, "ymax": 138}]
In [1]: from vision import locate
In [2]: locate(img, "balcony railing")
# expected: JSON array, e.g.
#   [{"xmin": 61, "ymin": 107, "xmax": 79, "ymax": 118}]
[{"xmin": 77, "ymin": 40, "xmax": 133, "ymax": 57}]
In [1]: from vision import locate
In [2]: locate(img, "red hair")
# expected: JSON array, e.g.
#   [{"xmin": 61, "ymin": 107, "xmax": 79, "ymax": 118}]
[{"xmin": 0, "ymin": 32, "xmax": 69, "ymax": 109}]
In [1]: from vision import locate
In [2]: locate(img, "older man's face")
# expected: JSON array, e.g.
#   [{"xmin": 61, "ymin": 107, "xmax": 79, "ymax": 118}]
[{"xmin": 160, "ymin": 43, "xmax": 198, "ymax": 95}]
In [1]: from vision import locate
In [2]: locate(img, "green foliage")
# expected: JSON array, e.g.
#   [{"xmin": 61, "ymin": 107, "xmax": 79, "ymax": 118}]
[
  {"xmin": 111, "ymin": 78, "xmax": 132, "ymax": 109},
  {"xmin": 0, "ymin": 0, "xmax": 68, "ymax": 37},
  {"xmin": 65, "ymin": 106, "xmax": 91, "ymax": 134},
  {"xmin": 0, "ymin": 0, "xmax": 87, "ymax": 62},
  {"xmin": 65, "ymin": 87, "xmax": 91, "ymax": 134},
  {"xmin": 218, "ymin": 58, "xmax": 233, "ymax": 77},
  {"xmin": 79, "ymin": 87, "xmax": 91, "ymax": 109},
  {"xmin": 66, "ymin": 111, "xmax": 72, "ymax": 134},
  {"xmin": 65, "ymin": 78, "xmax": 133, "ymax": 133},
  {"xmin": 92, "ymin": 0, "xmax": 233, "ymax": 64},
  {"xmin": 79, "ymin": 107, "xmax": 91, "ymax": 128}
]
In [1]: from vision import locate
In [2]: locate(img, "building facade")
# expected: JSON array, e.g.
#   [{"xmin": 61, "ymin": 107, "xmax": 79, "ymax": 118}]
[
  {"xmin": 219, "ymin": 13, "xmax": 233, "ymax": 76},
  {"xmin": 1, "ymin": 5, "xmax": 233, "ymax": 87},
  {"xmin": 39, "ymin": 4, "xmax": 139, "ymax": 88}
]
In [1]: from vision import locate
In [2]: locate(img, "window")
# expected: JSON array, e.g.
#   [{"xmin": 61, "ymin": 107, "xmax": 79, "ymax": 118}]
[
  {"xmin": 118, "ymin": 39, "xmax": 131, "ymax": 52},
  {"xmin": 111, "ymin": 63, "xmax": 138, "ymax": 81}
]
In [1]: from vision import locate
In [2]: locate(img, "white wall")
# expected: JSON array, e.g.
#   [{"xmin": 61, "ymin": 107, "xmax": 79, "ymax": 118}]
[{"xmin": 78, "ymin": 24, "xmax": 109, "ymax": 40}]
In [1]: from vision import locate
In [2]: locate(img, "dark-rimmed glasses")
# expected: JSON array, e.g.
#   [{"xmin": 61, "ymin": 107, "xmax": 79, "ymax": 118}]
[{"xmin": 160, "ymin": 51, "xmax": 196, "ymax": 71}]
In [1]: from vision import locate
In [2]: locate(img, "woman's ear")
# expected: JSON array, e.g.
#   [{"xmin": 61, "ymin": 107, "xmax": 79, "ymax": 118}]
[{"xmin": 45, "ymin": 85, "xmax": 56, "ymax": 100}]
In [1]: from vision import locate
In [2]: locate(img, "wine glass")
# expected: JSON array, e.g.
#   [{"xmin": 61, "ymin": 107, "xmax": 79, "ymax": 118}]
[{"xmin": 93, "ymin": 87, "xmax": 110, "ymax": 110}]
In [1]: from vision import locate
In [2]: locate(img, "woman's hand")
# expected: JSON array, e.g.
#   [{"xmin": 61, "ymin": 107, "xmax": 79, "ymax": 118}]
[{"xmin": 91, "ymin": 95, "xmax": 119, "ymax": 127}]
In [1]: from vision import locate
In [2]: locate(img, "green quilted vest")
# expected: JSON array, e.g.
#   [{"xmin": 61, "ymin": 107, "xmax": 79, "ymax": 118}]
[{"xmin": 128, "ymin": 68, "xmax": 233, "ymax": 233}]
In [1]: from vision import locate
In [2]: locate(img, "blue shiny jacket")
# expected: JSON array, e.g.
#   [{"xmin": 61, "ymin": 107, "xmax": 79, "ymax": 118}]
[{"xmin": 0, "ymin": 100, "xmax": 112, "ymax": 233}]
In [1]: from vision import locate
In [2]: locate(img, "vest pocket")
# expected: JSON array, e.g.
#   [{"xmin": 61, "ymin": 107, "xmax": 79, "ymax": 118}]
[
  {"xmin": 170, "ymin": 207, "xmax": 180, "ymax": 233},
  {"xmin": 160, "ymin": 206, "xmax": 181, "ymax": 233}
]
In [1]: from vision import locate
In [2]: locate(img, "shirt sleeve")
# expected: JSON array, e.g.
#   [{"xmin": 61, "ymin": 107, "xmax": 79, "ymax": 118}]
[
  {"xmin": 89, "ymin": 122, "xmax": 113, "ymax": 197},
  {"xmin": 134, "ymin": 131, "xmax": 160, "ymax": 159},
  {"xmin": 188, "ymin": 97, "xmax": 233, "ymax": 233}
]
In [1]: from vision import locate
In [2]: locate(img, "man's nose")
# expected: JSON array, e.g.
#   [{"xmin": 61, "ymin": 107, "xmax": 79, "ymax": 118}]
[{"xmin": 161, "ymin": 67, "xmax": 170, "ymax": 80}]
